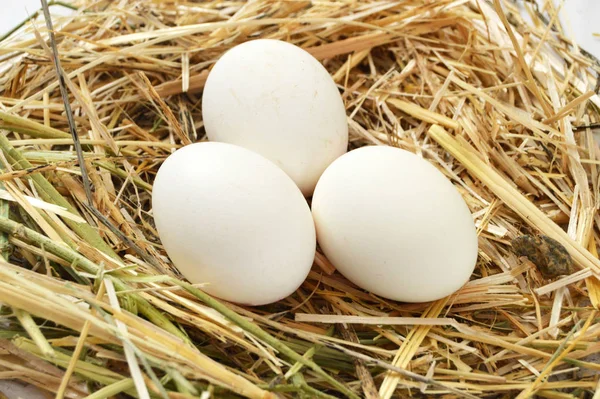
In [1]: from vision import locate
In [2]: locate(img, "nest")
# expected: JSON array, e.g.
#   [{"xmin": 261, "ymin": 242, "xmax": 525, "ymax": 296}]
[{"xmin": 0, "ymin": 0, "xmax": 599, "ymax": 398}]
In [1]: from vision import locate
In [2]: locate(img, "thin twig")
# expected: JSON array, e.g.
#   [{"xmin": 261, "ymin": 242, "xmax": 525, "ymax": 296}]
[{"xmin": 40, "ymin": 0, "xmax": 93, "ymax": 204}]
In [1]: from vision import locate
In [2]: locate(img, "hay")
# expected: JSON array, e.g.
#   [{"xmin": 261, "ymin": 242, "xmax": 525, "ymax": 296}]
[{"xmin": 0, "ymin": 0, "xmax": 599, "ymax": 398}]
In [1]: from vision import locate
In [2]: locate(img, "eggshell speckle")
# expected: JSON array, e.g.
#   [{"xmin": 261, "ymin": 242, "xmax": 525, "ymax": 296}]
[
  {"xmin": 152, "ymin": 142, "xmax": 316, "ymax": 305},
  {"xmin": 311, "ymin": 146, "xmax": 478, "ymax": 302},
  {"xmin": 202, "ymin": 39, "xmax": 348, "ymax": 196}
]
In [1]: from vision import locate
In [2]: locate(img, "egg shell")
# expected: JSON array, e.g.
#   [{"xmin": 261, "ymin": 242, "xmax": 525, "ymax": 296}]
[
  {"xmin": 311, "ymin": 146, "xmax": 478, "ymax": 303},
  {"xmin": 152, "ymin": 142, "xmax": 316, "ymax": 306},
  {"xmin": 202, "ymin": 39, "xmax": 348, "ymax": 196}
]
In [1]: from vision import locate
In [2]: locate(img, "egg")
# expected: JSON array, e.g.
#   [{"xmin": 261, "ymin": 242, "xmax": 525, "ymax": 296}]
[
  {"xmin": 202, "ymin": 39, "xmax": 348, "ymax": 196},
  {"xmin": 152, "ymin": 142, "xmax": 316, "ymax": 306},
  {"xmin": 311, "ymin": 146, "xmax": 478, "ymax": 303}
]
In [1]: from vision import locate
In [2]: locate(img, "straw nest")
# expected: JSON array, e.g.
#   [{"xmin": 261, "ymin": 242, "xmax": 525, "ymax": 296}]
[{"xmin": 0, "ymin": 0, "xmax": 599, "ymax": 398}]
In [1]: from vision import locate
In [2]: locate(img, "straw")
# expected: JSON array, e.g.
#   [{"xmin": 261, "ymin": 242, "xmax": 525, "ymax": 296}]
[{"xmin": 0, "ymin": 0, "xmax": 599, "ymax": 397}]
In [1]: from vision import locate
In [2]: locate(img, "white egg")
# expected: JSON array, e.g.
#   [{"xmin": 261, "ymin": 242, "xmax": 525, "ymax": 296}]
[
  {"xmin": 152, "ymin": 142, "xmax": 316, "ymax": 306},
  {"xmin": 312, "ymin": 146, "xmax": 478, "ymax": 303},
  {"xmin": 202, "ymin": 39, "xmax": 348, "ymax": 196}
]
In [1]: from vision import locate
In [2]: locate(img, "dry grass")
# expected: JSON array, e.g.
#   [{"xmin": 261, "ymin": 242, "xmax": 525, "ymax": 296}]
[{"xmin": 0, "ymin": 0, "xmax": 599, "ymax": 398}]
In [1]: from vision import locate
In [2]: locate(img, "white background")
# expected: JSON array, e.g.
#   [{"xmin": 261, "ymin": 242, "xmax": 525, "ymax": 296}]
[{"xmin": 1, "ymin": 0, "xmax": 75, "ymax": 36}]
